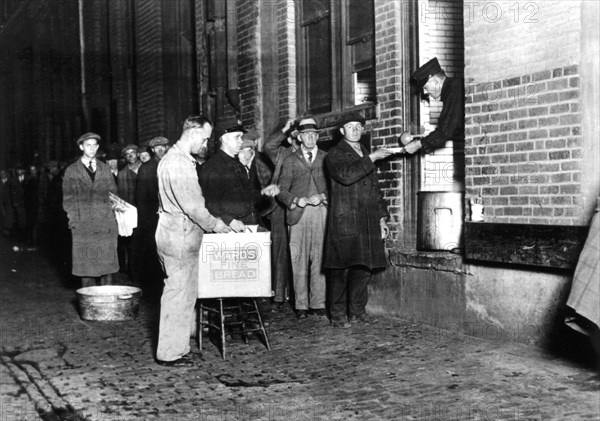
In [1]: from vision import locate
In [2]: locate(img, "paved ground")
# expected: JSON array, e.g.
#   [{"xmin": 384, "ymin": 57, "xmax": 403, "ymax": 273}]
[{"xmin": 1, "ymin": 238, "xmax": 599, "ymax": 421}]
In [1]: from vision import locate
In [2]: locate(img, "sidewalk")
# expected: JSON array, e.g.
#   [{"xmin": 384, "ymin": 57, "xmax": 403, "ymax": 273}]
[{"xmin": 1, "ymin": 238, "xmax": 599, "ymax": 421}]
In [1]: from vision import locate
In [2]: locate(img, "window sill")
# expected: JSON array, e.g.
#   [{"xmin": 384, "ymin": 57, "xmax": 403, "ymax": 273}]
[
  {"xmin": 389, "ymin": 248, "xmax": 468, "ymax": 274},
  {"xmin": 309, "ymin": 104, "xmax": 377, "ymax": 130}
]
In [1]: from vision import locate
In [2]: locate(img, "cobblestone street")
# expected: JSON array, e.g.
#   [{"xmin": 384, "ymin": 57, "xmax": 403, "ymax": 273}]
[{"xmin": 1, "ymin": 239, "xmax": 599, "ymax": 421}]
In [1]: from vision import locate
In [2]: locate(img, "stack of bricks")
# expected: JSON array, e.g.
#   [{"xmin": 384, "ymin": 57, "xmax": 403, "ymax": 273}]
[{"xmin": 464, "ymin": 1, "xmax": 583, "ymax": 225}]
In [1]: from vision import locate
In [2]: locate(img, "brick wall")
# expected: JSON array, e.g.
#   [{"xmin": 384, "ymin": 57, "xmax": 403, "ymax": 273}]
[
  {"xmin": 464, "ymin": 1, "xmax": 584, "ymax": 224},
  {"xmin": 133, "ymin": 0, "xmax": 165, "ymax": 142},
  {"xmin": 238, "ymin": 0, "xmax": 261, "ymax": 128},
  {"xmin": 276, "ymin": 1, "xmax": 297, "ymax": 123},
  {"xmin": 108, "ymin": 1, "xmax": 134, "ymax": 145},
  {"xmin": 372, "ymin": 0, "xmax": 409, "ymax": 247}
]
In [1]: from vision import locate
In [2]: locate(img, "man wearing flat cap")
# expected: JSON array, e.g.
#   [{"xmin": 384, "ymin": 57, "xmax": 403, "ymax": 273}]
[
  {"xmin": 199, "ymin": 117, "xmax": 263, "ymax": 232},
  {"xmin": 132, "ymin": 136, "xmax": 170, "ymax": 291},
  {"xmin": 62, "ymin": 132, "xmax": 119, "ymax": 287},
  {"xmin": 404, "ymin": 57, "xmax": 465, "ymax": 155},
  {"xmin": 114, "ymin": 143, "xmax": 141, "ymax": 280},
  {"xmin": 324, "ymin": 113, "xmax": 394, "ymax": 328},
  {"xmin": 117, "ymin": 144, "xmax": 141, "ymax": 205}
]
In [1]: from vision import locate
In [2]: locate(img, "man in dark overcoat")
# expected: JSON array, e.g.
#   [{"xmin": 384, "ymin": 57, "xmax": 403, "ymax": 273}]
[
  {"xmin": 324, "ymin": 112, "xmax": 394, "ymax": 328},
  {"xmin": 62, "ymin": 132, "xmax": 119, "ymax": 287}
]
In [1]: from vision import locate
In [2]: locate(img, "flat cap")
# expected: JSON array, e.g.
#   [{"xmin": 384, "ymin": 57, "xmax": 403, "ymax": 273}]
[
  {"xmin": 241, "ymin": 138, "xmax": 256, "ymax": 149},
  {"xmin": 148, "ymin": 136, "xmax": 169, "ymax": 147},
  {"xmin": 105, "ymin": 146, "xmax": 121, "ymax": 161},
  {"xmin": 411, "ymin": 57, "xmax": 443, "ymax": 92},
  {"xmin": 76, "ymin": 132, "xmax": 101, "ymax": 145},
  {"xmin": 121, "ymin": 144, "xmax": 139, "ymax": 155},
  {"xmin": 337, "ymin": 112, "xmax": 366, "ymax": 128}
]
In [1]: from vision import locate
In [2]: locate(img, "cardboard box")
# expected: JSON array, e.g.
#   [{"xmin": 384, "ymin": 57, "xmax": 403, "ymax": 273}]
[{"xmin": 198, "ymin": 231, "xmax": 272, "ymax": 298}]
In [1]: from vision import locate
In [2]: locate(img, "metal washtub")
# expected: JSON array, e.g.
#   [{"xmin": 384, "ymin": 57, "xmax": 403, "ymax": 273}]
[{"xmin": 76, "ymin": 285, "xmax": 142, "ymax": 321}]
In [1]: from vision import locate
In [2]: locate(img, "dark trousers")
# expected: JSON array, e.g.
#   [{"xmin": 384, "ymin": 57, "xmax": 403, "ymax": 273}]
[
  {"xmin": 269, "ymin": 206, "xmax": 292, "ymax": 303},
  {"xmin": 329, "ymin": 266, "xmax": 371, "ymax": 321},
  {"xmin": 131, "ymin": 225, "xmax": 164, "ymax": 293}
]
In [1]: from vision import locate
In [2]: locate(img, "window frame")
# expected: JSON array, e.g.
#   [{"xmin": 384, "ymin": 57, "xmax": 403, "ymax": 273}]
[{"xmin": 296, "ymin": 0, "xmax": 376, "ymax": 119}]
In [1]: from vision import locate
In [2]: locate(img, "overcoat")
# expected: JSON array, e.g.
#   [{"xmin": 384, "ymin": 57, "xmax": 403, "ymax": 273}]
[
  {"xmin": 324, "ymin": 140, "xmax": 389, "ymax": 270},
  {"xmin": 62, "ymin": 159, "xmax": 119, "ymax": 277}
]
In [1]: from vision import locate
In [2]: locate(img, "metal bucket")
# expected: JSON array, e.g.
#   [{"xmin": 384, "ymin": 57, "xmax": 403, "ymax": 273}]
[
  {"xmin": 76, "ymin": 285, "xmax": 142, "ymax": 321},
  {"xmin": 417, "ymin": 191, "xmax": 464, "ymax": 251}
]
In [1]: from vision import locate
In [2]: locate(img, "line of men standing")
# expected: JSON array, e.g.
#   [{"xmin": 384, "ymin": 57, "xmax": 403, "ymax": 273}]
[
  {"xmin": 55, "ymin": 111, "xmax": 400, "ymax": 366},
  {"xmin": 0, "ymin": 164, "xmax": 47, "ymax": 249}
]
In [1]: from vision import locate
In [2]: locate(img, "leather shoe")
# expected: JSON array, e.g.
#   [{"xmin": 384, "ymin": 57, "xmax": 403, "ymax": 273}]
[
  {"xmin": 156, "ymin": 355, "xmax": 195, "ymax": 367},
  {"xmin": 331, "ymin": 319, "xmax": 351, "ymax": 329},
  {"xmin": 310, "ymin": 308, "xmax": 328, "ymax": 318},
  {"xmin": 271, "ymin": 301, "xmax": 286, "ymax": 313},
  {"xmin": 296, "ymin": 310, "xmax": 308, "ymax": 319},
  {"xmin": 349, "ymin": 313, "xmax": 378, "ymax": 325}
]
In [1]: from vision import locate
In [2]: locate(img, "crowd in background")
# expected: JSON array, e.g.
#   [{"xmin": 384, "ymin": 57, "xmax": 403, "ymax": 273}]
[{"xmin": 0, "ymin": 142, "xmax": 164, "ymax": 289}]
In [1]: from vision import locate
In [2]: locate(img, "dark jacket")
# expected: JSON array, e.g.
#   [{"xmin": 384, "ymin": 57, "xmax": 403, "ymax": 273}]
[
  {"xmin": 421, "ymin": 76, "xmax": 464, "ymax": 152},
  {"xmin": 0, "ymin": 178, "xmax": 14, "ymax": 229},
  {"xmin": 324, "ymin": 140, "xmax": 389, "ymax": 270},
  {"xmin": 117, "ymin": 166, "xmax": 137, "ymax": 205},
  {"xmin": 10, "ymin": 175, "xmax": 26, "ymax": 228},
  {"xmin": 246, "ymin": 152, "xmax": 275, "ymax": 218},
  {"xmin": 135, "ymin": 158, "xmax": 159, "ymax": 230},
  {"xmin": 199, "ymin": 149, "xmax": 260, "ymax": 225},
  {"xmin": 278, "ymin": 148, "xmax": 328, "ymax": 226},
  {"xmin": 263, "ymin": 128, "xmax": 299, "ymax": 216}
]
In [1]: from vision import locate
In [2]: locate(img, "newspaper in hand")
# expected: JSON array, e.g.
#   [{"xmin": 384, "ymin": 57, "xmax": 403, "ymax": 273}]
[{"xmin": 109, "ymin": 192, "xmax": 138, "ymax": 236}]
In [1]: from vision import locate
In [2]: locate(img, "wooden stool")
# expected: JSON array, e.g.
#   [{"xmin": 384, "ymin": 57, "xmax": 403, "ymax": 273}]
[{"xmin": 197, "ymin": 298, "xmax": 271, "ymax": 359}]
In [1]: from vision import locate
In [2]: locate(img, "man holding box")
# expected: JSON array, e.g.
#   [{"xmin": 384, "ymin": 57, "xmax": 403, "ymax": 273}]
[{"xmin": 155, "ymin": 115, "xmax": 229, "ymax": 367}]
